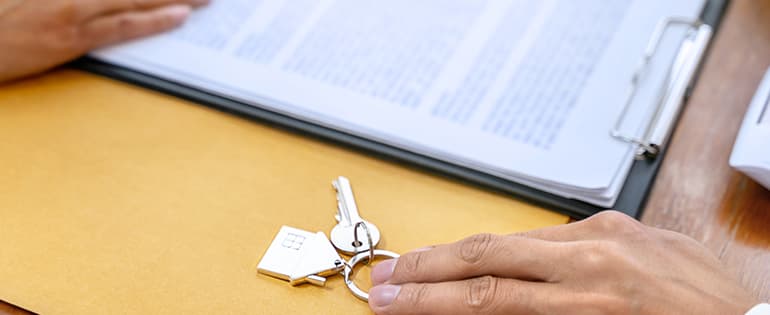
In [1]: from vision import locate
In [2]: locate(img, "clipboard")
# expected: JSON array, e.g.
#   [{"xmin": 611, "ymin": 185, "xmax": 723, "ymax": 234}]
[{"xmin": 72, "ymin": 0, "xmax": 729, "ymax": 219}]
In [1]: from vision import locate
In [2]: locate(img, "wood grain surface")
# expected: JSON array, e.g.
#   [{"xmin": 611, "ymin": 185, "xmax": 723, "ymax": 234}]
[
  {"xmin": 0, "ymin": 302, "xmax": 32, "ymax": 315},
  {"xmin": 642, "ymin": 0, "xmax": 770, "ymax": 303},
  {"xmin": 1, "ymin": 0, "xmax": 769, "ymax": 313}
]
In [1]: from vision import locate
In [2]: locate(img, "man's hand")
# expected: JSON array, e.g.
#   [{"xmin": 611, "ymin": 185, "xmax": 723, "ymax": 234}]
[
  {"xmin": 369, "ymin": 211, "xmax": 759, "ymax": 315},
  {"xmin": 0, "ymin": 0, "xmax": 209, "ymax": 83}
]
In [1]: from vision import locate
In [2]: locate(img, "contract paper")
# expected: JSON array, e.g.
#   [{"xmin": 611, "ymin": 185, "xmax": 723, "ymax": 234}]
[{"xmin": 93, "ymin": 0, "xmax": 706, "ymax": 206}]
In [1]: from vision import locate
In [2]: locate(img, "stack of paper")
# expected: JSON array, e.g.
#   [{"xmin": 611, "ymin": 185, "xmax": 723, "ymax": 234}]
[{"xmin": 94, "ymin": 0, "xmax": 707, "ymax": 207}]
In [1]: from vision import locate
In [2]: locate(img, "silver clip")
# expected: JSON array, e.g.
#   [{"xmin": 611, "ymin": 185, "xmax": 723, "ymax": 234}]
[{"xmin": 611, "ymin": 17, "xmax": 713, "ymax": 159}]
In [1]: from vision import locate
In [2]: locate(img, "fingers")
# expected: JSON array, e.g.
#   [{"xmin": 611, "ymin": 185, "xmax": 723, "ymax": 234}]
[
  {"xmin": 80, "ymin": 0, "xmax": 209, "ymax": 20},
  {"xmin": 81, "ymin": 4, "xmax": 191, "ymax": 49},
  {"xmin": 373, "ymin": 234, "xmax": 566, "ymax": 286},
  {"xmin": 369, "ymin": 277, "xmax": 553, "ymax": 315},
  {"xmin": 371, "ymin": 212, "xmax": 645, "ymax": 286}
]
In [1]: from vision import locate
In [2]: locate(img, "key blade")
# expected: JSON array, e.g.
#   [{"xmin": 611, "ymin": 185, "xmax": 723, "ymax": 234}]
[
  {"xmin": 332, "ymin": 180, "xmax": 345, "ymax": 223},
  {"xmin": 329, "ymin": 176, "xmax": 382, "ymax": 254},
  {"xmin": 332, "ymin": 176, "xmax": 362, "ymax": 226}
]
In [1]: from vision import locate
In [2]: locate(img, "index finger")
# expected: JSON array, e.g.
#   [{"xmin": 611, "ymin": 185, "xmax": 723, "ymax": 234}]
[
  {"xmin": 370, "ymin": 277, "xmax": 557, "ymax": 315},
  {"xmin": 79, "ymin": 0, "xmax": 209, "ymax": 20},
  {"xmin": 374, "ymin": 234, "xmax": 567, "ymax": 286}
]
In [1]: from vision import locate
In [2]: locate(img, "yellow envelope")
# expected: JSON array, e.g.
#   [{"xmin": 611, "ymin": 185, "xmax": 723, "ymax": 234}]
[{"xmin": 0, "ymin": 70, "xmax": 567, "ymax": 314}]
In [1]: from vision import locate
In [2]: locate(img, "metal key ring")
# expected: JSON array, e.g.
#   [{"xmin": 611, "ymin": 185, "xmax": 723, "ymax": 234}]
[
  {"xmin": 353, "ymin": 221, "xmax": 374, "ymax": 264},
  {"xmin": 343, "ymin": 249, "xmax": 400, "ymax": 301}
]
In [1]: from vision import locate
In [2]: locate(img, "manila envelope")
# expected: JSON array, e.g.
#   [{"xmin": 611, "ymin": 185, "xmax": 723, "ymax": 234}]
[{"xmin": 0, "ymin": 70, "xmax": 567, "ymax": 314}]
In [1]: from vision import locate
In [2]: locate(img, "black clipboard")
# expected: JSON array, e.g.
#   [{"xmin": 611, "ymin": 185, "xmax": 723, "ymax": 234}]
[{"xmin": 72, "ymin": 0, "xmax": 729, "ymax": 219}]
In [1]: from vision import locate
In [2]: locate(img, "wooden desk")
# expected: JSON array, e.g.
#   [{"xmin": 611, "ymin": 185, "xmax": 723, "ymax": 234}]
[
  {"xmin": 642, "ymin": 0, "xmax": 770, "ymax": 302},
  {"xmin": 2, "ymin": 0, "xmax": 770, "ymax": 313}
]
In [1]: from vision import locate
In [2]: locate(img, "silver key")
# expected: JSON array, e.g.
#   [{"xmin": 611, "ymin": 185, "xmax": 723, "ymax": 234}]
[
  {"xmin": 257, "ymin": 226, "xmax": 344, "ymax": 286},
  {"xmin": 330, "ymin": 176, "xmax": 381, "ymax": 255}
]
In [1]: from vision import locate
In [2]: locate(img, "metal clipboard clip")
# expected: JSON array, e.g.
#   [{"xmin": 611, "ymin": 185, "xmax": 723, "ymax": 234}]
[{"xmin": 611, "ymin": 17, "xmax": 713, "ymax": 160}]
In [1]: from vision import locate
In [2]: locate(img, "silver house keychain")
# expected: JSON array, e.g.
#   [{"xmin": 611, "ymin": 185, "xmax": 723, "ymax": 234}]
[
  {"xmin": 257, "ymin": 176, "xmax": 399, "ymax": 301},
  {"xmin": 257, "ymin": 226, "xmax": 345, "ymax": 286}
]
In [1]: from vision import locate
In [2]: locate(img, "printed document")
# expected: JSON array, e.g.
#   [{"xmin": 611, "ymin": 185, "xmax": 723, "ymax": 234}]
[{"xmin": 93, "ymin": 0, "xmax": 706, "ymax": 206}]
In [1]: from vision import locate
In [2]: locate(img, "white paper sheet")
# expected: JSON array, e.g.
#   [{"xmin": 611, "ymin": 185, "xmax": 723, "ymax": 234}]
[{"xmin": 93, "ymin": 0, "xmax": 706, "ymax": 206}]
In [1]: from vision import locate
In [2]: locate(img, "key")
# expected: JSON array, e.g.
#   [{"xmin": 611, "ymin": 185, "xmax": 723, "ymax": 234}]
[
  {"xmin": 257, "ymin": 226, "xmax": 344, "ymax": 286},
  {"xmin": 330, "ymin": 176, "xmax": 381, "ymax": 255}
]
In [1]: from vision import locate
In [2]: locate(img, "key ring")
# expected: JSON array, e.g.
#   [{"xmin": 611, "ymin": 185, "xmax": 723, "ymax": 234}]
[
  {"xmin": 343, "ymin": 249, "xmax": 400, "ymax": 301},
  {"xmin": 353, "ymin": 221, "xmax": 375, "ymax": 264}
]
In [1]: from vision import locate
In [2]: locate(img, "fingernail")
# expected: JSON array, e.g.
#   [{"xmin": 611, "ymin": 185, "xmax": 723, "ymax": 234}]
[
  {"xmin": 371, "ymin": 258, "xmax": 397, "ymax": 285},
  {"xmin": 369, "ymin": 285, "xmax": 401, "ymax": 307},
  {"xmin": 164, "ymin": 5, "xmax": 192, "ymax": 21}
]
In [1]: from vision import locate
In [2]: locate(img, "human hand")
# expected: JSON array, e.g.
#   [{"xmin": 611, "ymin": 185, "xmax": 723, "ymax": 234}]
[
  {"xmin": 0, "ymin": 0, "xmax": 209, "ymax": 83},
  {"xmin": 369, "ymin": 211, "xmax": 759, "ymax": 315}
]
